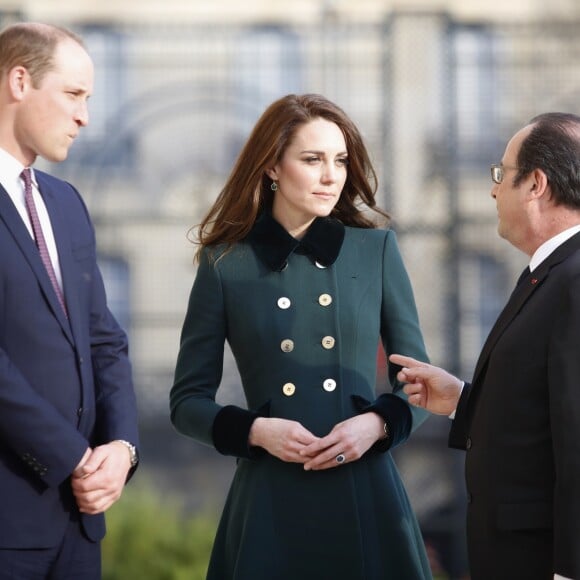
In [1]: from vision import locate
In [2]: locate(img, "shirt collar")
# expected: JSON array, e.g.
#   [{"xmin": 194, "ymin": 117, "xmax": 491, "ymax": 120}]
[
  {"xmin": 246, "ymin": 211, "xmax": 345, "ymax": 271},
  {"xmin": 0, "ymin": 147, "xmax": 27, "ymax": 198},
  {"xmin": 530, "ymin": 224, "xmax": 580, "ymax": 272},
  {"xmin": 0, "ymin": 147, "xmax": 37, "ymax": 198}
]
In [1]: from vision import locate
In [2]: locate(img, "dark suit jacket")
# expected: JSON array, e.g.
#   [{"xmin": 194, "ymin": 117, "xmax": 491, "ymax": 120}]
[
  {"xmin": 449, "ymin": 232, "xmax": 580, "ymax": 580},
  {"xmin": 0, "ymin": 170, "xmax": 139, "ymax": 548}
]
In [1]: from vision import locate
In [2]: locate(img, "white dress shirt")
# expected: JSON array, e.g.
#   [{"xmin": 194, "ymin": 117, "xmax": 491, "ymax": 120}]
[
  {"xmin": 529, "ymin": 224, "xmax": 580, "ymax": 272},
  {"xmin": 0, "ymin": 148, "xmax": 64, "ymax": 291}
]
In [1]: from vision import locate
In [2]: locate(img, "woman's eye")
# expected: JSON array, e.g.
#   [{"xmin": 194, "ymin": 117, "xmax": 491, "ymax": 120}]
[{"xmin": 337, "ymin": 157, "xmax": 348, "ymax": 166}]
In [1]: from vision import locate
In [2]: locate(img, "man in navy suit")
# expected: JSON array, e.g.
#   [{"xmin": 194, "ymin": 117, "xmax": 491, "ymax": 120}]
[
  {"xmin": 0, "ymin": 22, "xmax": 139, "ymax": 579},
  {"xmin": 391, "ymin": 113, "xmax": 580, "ymax": 580}
]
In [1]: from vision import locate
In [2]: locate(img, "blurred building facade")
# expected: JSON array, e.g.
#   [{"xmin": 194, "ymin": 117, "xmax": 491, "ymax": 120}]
[{"xmin": 2, "ymin": 2, "xmax": 580, "ymax": 577}]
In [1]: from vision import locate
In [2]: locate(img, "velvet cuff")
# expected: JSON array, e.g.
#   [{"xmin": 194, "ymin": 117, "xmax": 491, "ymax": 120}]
[
  {"xmin": 352, "ymin": 393, "xmax": 413, "ymax": 452},
  {"xmin": 212, "ymin": 405, "xmax": 265, "ymax": 459}
]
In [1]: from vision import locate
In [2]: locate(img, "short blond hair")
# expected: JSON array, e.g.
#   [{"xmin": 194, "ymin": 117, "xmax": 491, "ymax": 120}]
[{"xmin": 0, "ymin": 22, "xmax": 84, "ymax": 88}]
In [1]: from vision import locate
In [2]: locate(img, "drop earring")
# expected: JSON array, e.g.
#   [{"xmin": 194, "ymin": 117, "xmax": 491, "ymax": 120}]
[{"xmin": 270, "ymin": 181, "xmax": 278, "ymax": 192}]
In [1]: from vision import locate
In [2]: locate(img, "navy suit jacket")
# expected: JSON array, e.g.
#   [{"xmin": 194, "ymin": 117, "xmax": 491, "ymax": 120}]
[{"xmin": 0, "ymin": 170, "xmax": 139, "ymax": 548}]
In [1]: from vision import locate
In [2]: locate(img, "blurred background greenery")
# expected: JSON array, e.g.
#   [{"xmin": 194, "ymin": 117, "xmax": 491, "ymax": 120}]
[{"xmin": 102, "ymin": 481, "xmax": 217, "ymax": 580}]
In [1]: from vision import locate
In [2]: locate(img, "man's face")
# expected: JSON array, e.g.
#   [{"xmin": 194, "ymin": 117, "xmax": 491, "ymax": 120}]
[
  {"xmin": 15, "ymin": 38, "xmax": 94, "ymax": 165},
  {"xmin": 491, "ymin": 126, "xmax": 533, "ymax": 250}
]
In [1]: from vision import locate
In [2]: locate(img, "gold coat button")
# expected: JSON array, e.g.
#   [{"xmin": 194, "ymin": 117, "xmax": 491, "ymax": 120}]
[
  {"xmin": 280, "ymin": 339, "xmax": 294, "ymax": 353},
  {"xmin": 321, "ymin": 336, "xmax": 336, "ymax": 349},
  {"xmin": 318, "ymin": 293, "xmax": 332, "ymax": 307},
  {"xmin": 277, "ymin": 297, "xmax": 291, "ymax": 309},
  {"xmin": 282, "ymin": 382, "xmax": 296, "ymax": 396},
  {"xmin": 323, "ymin": 378, "xmax": 337, "ymax": 392}
]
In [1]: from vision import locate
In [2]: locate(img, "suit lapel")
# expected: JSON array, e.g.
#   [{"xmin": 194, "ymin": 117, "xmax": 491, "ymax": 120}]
[
  {"xmin": 472, "ymin": 231, "xmax": 580, "ymax": 387},
  {"xmin": 0, "ymin": 182, "xmax": 74, "ymax": 344},
  {"xmin": 471, "ymin": 273, "xmax": 539, "ymax": 387},
  {"xmin": 36, "ymin": 176, "xmax": 77, "ymax": 344}
]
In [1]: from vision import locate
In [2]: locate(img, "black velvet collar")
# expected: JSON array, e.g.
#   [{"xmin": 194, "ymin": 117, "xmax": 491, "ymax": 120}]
[{"xmin": 246, "ymin": 212, "xmax": 345, "ymax": 271}]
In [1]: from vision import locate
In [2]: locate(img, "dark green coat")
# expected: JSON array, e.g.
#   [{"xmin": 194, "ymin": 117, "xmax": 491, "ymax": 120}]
[{"xmin": 171, "ymin": 214, "xmax": 432, "ymax": 580}]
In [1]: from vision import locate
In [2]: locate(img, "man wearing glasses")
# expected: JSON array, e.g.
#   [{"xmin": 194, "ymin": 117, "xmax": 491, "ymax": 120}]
[{"xmin": 390, "ymin": 113, "xmax": 580, "ymax": 580}]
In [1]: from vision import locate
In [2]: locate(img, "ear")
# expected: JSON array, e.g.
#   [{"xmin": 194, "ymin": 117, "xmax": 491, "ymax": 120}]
[
  {"xmin": 7, "ymin": 66, "xmax": 30, "ymax": 101},
  {"xmin": 265, "ymin": 167, "xmax": 279, "ymax": 181},
  {"xmin": 528, "ymin": 168, "xmax": 549, "ymax": 199}
]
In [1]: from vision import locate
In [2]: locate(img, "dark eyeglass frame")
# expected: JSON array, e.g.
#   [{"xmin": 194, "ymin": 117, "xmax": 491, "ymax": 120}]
[{"xmin": 490, "ymin": 164, "xmax": 519, "ymax": 184}]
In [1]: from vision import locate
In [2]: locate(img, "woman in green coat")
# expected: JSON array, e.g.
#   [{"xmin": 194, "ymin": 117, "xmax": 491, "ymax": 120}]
[{"xmin": 170, "ymin": 94, "xmax": 432, "ymax": 580}]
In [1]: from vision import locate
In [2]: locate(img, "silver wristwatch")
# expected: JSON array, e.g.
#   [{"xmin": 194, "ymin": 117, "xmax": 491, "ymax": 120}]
[{"xmin": 115, "ymin": 439, "xmax": 138, "ymax": 467}]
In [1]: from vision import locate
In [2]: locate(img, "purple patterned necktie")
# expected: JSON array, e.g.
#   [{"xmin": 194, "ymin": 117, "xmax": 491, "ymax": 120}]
[{"xmin": 21, "ymin": 168, "xmax": 68, "ymax": 317}]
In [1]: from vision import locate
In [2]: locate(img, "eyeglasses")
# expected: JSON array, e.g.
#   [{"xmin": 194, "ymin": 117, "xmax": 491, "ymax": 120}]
[{"xmin": 490, "ymin": 164, "xmax": 518, "ymax": 184}]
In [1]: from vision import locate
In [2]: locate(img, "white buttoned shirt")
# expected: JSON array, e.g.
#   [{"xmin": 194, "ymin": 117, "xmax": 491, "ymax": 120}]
[{"xmin": 0, "ymin": 148, "xmax": 64, "ymax": 291}]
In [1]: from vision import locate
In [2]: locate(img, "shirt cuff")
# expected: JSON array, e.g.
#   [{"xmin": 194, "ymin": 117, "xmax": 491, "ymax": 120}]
[{"xmin": 448, "ymin": 381, "xmax": 465, "ymax": 419}]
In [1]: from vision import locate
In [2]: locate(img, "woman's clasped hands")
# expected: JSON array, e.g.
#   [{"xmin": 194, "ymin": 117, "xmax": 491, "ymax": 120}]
[{"xmin": 248, "ymin": 412, "xmax": 386, "ymax": 470}]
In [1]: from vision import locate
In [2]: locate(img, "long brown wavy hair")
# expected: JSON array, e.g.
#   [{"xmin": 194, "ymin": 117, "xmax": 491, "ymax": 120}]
[{"xmin": 195, "ymin": 93, "xmax": 388, "ymax": 259}]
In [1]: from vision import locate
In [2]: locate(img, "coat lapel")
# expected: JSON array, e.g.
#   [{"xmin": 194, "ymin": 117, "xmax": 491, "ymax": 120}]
[
  {"xmin": 471, "ymin": 231, "xmax": 580, "ymax": 387},
  {"xmin": 0, "ymin": 182, "xmax": 73, "ymax": 344}
]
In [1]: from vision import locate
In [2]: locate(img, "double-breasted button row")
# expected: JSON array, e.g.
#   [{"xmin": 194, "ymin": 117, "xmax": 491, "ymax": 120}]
[
  {"xmin": 276, "ymin": 294, "xmax": 334, "ymax": 310},
  {"xmin": 282, "ymin": 379, "xmax": 337, "ymax": 396},
  {"xmin": 280, "ymin": 336, "xmax": 336, "ymax": 352},
  {"xmin": 277, "ymin": 293, "xmax": 336, "ymax": 352}
]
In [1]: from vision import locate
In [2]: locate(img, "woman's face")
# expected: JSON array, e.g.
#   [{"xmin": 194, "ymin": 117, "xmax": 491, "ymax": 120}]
[{"xmin": 268, "ymin": 117, "xmax": 348, "ymax": 238}]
